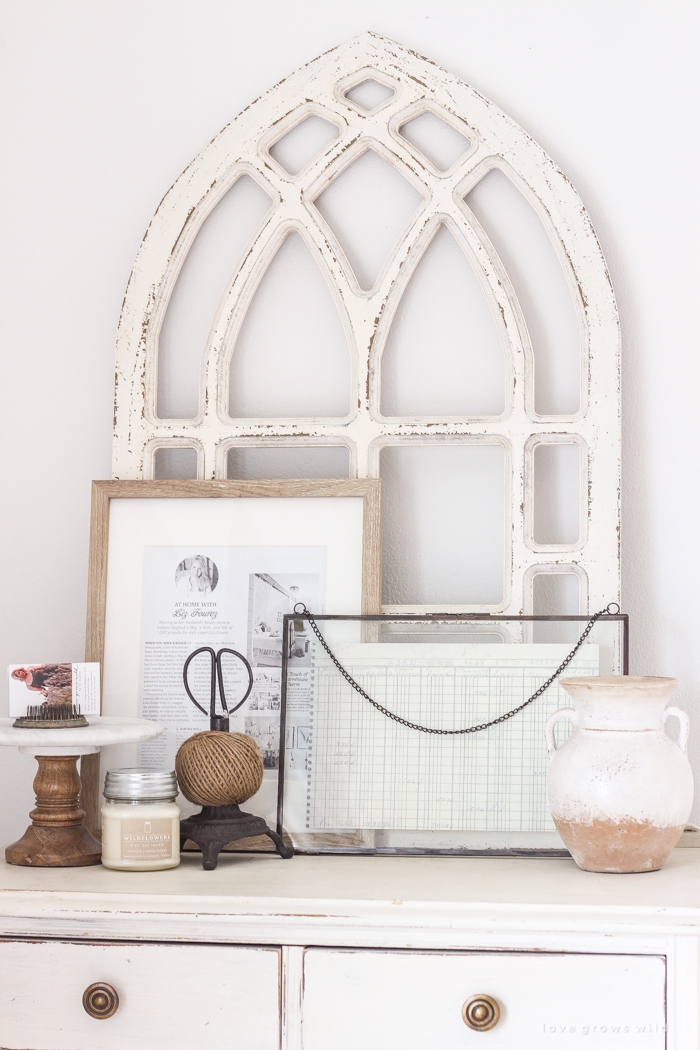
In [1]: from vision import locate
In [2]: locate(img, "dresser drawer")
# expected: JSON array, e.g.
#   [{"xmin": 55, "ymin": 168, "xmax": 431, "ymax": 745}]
[
  {"xmin": 0, "ymin": 938, "xmax": 281, "ymax": 1050},
  {"xmin": 301, "ymin": 948, "xmax": 666, "ymax": 1049}
]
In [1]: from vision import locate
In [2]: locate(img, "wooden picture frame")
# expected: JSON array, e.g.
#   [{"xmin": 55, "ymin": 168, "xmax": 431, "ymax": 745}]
[{"xmin": 82, "ymin": 478, "xmax": 382, "ymax": 830}]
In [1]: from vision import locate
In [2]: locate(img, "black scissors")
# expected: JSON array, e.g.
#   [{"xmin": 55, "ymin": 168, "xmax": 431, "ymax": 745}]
[{"xmin": 183, "ymin": 647, "xmax": 254, "ymax": 732}]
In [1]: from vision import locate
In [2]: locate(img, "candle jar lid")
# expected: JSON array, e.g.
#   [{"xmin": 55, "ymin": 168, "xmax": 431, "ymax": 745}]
[{"xmin": 104, "ymin": 767, "xmax": 178, "ymax": 801}]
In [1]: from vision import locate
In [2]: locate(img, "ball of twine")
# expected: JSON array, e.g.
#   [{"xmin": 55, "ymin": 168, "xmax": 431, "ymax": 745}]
[{"xmin": 175, "ymin": 731, "xmax": 263, "ymax": 806}]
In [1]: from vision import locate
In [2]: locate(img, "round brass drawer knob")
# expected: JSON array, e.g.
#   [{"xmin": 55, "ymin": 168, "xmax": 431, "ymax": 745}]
[
  {"xmin": 462, "ymin": 993, "xmax": 500, "ymax": 1031},
  {"xmin": 83, "ymin": 982, "xmax": 119, "ymax": 1020}
]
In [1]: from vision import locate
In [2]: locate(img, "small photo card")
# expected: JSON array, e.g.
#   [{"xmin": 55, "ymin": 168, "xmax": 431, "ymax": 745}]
[{"xmin": 8, "ymin": 663, "xmax": 100, "ymax": 717}]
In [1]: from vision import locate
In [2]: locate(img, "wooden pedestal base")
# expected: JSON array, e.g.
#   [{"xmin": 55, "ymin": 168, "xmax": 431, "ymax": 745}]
[{"xmin": 5, "ymin": 754, "xmax": 102, "ymax": 867}]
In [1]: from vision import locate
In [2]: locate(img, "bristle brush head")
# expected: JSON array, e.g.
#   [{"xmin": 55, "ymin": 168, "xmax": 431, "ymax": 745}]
[{"xmin": 13, "ymin": 703, "xmax": 89, "ymax": 729}]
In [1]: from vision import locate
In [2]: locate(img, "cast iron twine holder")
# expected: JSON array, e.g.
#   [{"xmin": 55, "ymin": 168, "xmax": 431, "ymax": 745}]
[{"xmin": 179, "ymin": 645, "xmax": 293, "ymax": 868}]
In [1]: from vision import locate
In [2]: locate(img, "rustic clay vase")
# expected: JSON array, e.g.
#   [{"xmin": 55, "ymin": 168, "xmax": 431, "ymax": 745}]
[{"xmin": 546, "ymin": 676, "xmax": 693, "ymax": 873}]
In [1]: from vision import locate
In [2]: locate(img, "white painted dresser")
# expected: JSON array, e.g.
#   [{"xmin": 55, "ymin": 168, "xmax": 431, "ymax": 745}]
[{"xmin": 1, "ymin": 850, "xmax": 699, "ymax": 1049}]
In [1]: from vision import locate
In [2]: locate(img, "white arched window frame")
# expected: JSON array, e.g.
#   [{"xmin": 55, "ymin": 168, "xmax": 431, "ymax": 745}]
[{"xmin": 113, "ymin": 32, "xmax": 620, "ymax": 617}]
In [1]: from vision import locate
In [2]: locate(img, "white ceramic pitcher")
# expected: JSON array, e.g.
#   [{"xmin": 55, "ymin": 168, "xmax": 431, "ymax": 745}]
[{"xmin": 546, "ymin": 676, "xmax": 693, "ymax": 873}]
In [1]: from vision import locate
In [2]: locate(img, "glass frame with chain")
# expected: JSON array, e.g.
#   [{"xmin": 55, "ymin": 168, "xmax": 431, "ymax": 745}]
[{"xmin": 276, "ymin": 609, "xmax": 628, "ymax": 856}]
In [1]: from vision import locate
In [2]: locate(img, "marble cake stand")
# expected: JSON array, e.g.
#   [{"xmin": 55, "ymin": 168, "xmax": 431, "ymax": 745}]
[{"xmin": 0, "ymin": 716, "xmax": 163, "ymax": 867}]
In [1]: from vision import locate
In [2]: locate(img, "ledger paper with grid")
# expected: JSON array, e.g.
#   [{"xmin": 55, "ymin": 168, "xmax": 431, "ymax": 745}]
[{"xmin": 305, "ymin": 643, "xmax": 598, "ymax": 832}]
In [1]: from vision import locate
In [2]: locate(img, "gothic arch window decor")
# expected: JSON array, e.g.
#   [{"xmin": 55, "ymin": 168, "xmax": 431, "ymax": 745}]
[{"xmin": 113, "ymin": 33, "xmax": 620, "ymax": 617}]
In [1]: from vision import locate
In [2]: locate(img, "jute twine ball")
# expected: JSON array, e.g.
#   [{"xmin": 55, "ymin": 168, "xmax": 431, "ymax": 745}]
[{"xmin": 175, "ymin": 731, "xmax": 263, "ymax": 806}]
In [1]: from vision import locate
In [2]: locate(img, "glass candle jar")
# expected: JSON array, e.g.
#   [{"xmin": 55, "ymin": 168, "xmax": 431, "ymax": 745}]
[{"xmin": 101, "ymin": 768, "xmax": 181, "ymax": 871}]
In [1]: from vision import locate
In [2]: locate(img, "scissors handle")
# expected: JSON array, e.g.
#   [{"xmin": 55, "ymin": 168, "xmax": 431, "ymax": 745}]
[
  {"xmin": 183, "ymin": 646, "xmax": 217, "ymax": 719},
  {"xmin": 216, "ymin": 648, "xmax": 254, "ymax": 714},
  {"xmin": 183, "ymin": 646, "xmax": 254, "ymax": 730}
]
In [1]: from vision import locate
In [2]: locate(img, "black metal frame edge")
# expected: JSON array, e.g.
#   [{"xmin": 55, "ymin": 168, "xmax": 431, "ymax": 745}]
[{"xmin": 275, "ymin": 611, "xmax": 628, "ymax": 857}]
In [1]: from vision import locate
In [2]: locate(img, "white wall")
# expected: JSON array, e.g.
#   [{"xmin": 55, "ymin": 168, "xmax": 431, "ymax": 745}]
[{"xmin": 1, "ymin": 0, "xmax": 698, "ymax": 841}]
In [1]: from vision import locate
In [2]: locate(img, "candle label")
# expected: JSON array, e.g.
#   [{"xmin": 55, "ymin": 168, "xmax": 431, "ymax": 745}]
[{"xmin": 120, "ymin": 818, "xmax": 173, "ymax": 862}]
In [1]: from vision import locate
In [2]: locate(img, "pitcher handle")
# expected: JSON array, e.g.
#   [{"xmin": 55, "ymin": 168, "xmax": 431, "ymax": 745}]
[
  {"xmin": 546, "ymin": 707, "xmax": 575, "ymax": 760},
  {"xmin": 663, "ymin": 706, "xmax": 690, "ymax": 755}
]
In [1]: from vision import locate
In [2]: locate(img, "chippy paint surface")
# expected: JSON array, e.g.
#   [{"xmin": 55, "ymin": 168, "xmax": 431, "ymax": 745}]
[
  {"xmin": 3, "ymin": 854, "xmax": 700, "ymax": 1047},
  {"xmin": 112, "ymin": 32, "xmax": 620, "ymax": 615},
  {"xmin": 0, "ymin": 940, "xmax": 281, "ymax": 1050}
]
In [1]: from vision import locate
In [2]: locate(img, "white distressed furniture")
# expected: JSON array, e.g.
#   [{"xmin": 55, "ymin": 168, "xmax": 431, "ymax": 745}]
[{"xmin": 1, "ymin": 850, "xmax": 699, "ymax": 1048}]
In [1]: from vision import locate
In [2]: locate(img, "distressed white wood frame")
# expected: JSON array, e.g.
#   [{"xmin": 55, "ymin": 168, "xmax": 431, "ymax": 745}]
[{"xmin": 113, "ymin": 32, "xmax": 620, "ymax": 616}]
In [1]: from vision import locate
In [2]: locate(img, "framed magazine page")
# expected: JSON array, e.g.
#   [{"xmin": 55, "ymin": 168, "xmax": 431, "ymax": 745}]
[{"xmin": 82, "ymin": 479, "xmax": 382, "ymax": 833}]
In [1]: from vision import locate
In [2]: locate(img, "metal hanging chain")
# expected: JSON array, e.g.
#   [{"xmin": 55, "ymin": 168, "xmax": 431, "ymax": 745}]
[{"xmin": 294, "ymin": 604, "xmax": 620, "ymax": 736}]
